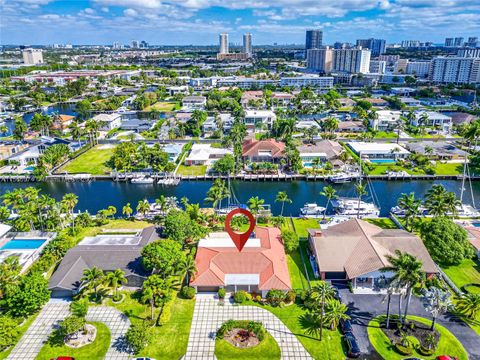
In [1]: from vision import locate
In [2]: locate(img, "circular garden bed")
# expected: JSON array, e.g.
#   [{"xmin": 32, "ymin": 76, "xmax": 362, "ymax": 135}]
[
  {"xmin": 462, "ymin": 283, "xmax": 480, "ymax": 294},
  {"xmin": 214, "ymin": 320, "xmax": 280, "ymax": 360},
  {"xmin": 367, "ymin": 315, "xmax": 468, "ymax": 360}
]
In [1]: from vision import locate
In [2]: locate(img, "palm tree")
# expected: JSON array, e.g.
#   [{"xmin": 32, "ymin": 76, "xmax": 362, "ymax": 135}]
[
  {"xmin": 311, "ymin": 157, "xmax": 322, "ymax": 173},
  {"xmin": 122, "ymin": 203, "xmax": 133, "ymax": 219},
  {"xmin": 382, "ymin": 280, "xmax": 401, "ymax": 329},
  {"xmin": 61, "ymin": 193, "xmax": 78, "ymax": 232},
  {"xmin": 136, "ymin": 199, "xmax": 150, "ymax": 218},
  {"xmin": 397, "ymin": 192, "xmax": 421, "ymax": 231},
  {"xmin": 309, "ymin": 281, "xmax": 335, "ymax": 340},
  {"xmin": 155, "ymin": 195, "xmax": 168, "ymax": 214},
  {"xmin": 105, "ymin": 269, "xmax": 127, "ymax": 299},
  {"xmin": 324, "ymin": 299, "xmax": 350, "ymax": 330},
  {"xmin": 444, "ymin": 191, "xmax": 461, "ymax": 218},
  {"xmin": 275, "ymin": 191, "xmax": 291, "ymax": 216},
  {"xmin": 424, "ymin": 333, "xmax": 437, "ymax": 351},
  {"xmin": 421, "ymin": 287, "xmax": 451, "ymax": 330},
  {"xmin": 383, "ymin": 250, "xmax": 425, "ymax": 325},
  {"xmin": 299, "ymin": 312, "xmax": 322, "ymax": 339},
  {"xmin": 424, "ymin": 184, "xmax": 449, "ymax": 217},
  {"xmin": 81, "ymin": 266, "xmax": 104, "ymax": 300},
  {"xmin": 320, "ymin": 185, "xmax": 336, "ymax": 220},
  {"xmin": 141, "ymin": 287, "xmax": 155, "ymax": 320},
  {"xmin": 177, "ymin": 255, "xmax": 197, "ymax": 285},
  {"xmin": 247, "ymin": 196, "xmax": 265, "ymax": 215},
  {"xmin": 354, "ymin": 183, "xmax": 367, "ymax": 219},
  {"xmin": 456, "ymin": 293, "xmax": 480, "ymax": 320},
  {"xmin": 69, "ymin": 121, "xmax": 84, "ymax": 147}
]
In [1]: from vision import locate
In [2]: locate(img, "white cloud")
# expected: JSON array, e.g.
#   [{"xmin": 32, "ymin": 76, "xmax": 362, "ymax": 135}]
[{"xmin": 123, "ymin": 8, "xmax": 138, "ymax": 17}]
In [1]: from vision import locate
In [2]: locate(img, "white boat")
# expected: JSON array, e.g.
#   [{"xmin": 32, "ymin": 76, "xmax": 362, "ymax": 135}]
[
  {"xmin": 131, "ymin": 176, "xmax": 154, "ymax": 184},
  {"xmin": 300, "ymin": 203, "xmax": 326, "ymax": 218},
  {"xmin": 390, "ymin": 205, "xmax": 428, "ymax": 216},
  {"xmin": 328, "ymin": 172, "xmax": 357, "ymax": 183},
  {"xmin": 332, "ymin": 197, "xmax": 380, "ymax": 218},
  {"xmin": 387, "ymin": 170, "xmax": 411, "ymax": 178}
]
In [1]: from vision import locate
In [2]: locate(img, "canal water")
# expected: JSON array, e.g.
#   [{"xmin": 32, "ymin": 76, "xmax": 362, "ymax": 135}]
[{"xmin": 0, "ymin": 179, "xmax": 478, "ymax": 217}]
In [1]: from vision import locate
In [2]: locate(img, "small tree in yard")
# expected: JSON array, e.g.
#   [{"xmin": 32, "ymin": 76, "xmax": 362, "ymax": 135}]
[
  {"xmin": 266, "ymin": 289, "xmax": 286, "ymax": 306},
  {"xmin": 59, "ymin": 316, "xmax": 86, "ymax": 340},
  {"xmin": 141, "ymin": 239, "xmax": 186, "ymax": 277},
  {"xmin": 6, "ymin": 272, "xmax": 50, "ymax": 317},
  {"xmin": 282, "ymin": 229, "xmax": 299, "ymax": 253},
  {"xmin": 126, "ymin": 322, "xmax": 152, "ymax": 354},
  {"xmin": 421, "ymin": 287, "xmax": 451, "ymax": 330},
  {"xmin": 0, "ymin": 316, "xmax": 20, "ymax": 351}
]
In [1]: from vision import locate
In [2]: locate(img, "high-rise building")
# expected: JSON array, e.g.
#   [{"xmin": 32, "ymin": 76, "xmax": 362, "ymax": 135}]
[
  {"xmin": 356, "ymin": 38, "xmax": 386, "ymax": 57},
  {"xmin": 140, "ymin": 40, "xmax": 149, "ymax": 48},
  {"xmin": 430, "ymin": 56, "xmax": 480, "ymax": 84},
  {"xmin": 219, "ymin": 33, "xmax": 229, "ymax": 54},
  {"xmin": 454, "ymin": 37, "xmax": 464, "ymax": 47},
  {"xmin": 406, "ymin": 61, "xmax": 431, "ymax": 78},
  {"xmin": 457, "ymin": 48, "xmax": 480, "ymax": 58},
  {"xmin": 445, "ymin": 38, "xmax": 454, "ymax": 47},
  {"xmin": 467, "ymin": 37, "xmax": 479, "ymax": 47},
  {"xmin": 131, "ymin": 40, "xmax": 140, "ymax": 49},
  {"xmin": 305, "ymin": 30, "xmax": 323, "ymax": 51},
  {"xmin": 243, "ymin": 33, "xmax": 252, "ymax": 55},
  {"xmin": 333, "ymin": 42, "xmax": 351, "ymax": 49},
  {"xmin": 369, "ymin": 60, "xmax": 386, "ymax": 74},
  {"xmin": 22, "ymin": 48, "xmax": 43, "ymax": 65},
  {"xmin": 401, "ymin": 40, "xmax": 420, "ymax": 48},
  {"xmin": 306, "ymin": 47, "xmax": 333, "ymax": 74},
  {"xmin": 331, "ymin": 47, "xmax": 371, "ymax": 74}
]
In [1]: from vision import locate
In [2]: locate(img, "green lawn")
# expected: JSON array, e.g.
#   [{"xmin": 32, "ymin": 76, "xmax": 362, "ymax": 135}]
[
  {"xmin": 434, "ymin": 162, "xmax": 464, "ymax": 175},
  {"xmin": 374, "ymin": 131, "xmax": 397, "ymax": 139},
  {"xmin": 59, "ymin": 145, "xmax": 115, "ymax": 175},
  {"xmin": 441, "ymin": 258, "xmax": 480, "ymax": 294},
  {"xmin": 215, "ymin": 332, "xmax": 281, "ymax": 360},
  {"xmin": 364, "ymin": 218, "xmax": 398, "ymax": 229},
  {"xmin": 367, "ymin": 315, "xmax": 468, "ymax": 360},
  {"xmin": 177, "ymin": 165, "xmax": 207, "ymax": 176},
  {"xmin": 286, "ymin": 218, "xmax": 320, "ymax": 238},
  {"xmin": 246, "ymin": 301, "xmax": 345, "ymax": 360},
  {"xmin": 145, "ymin": 102, "xmax": 179, "ymax": 111},
  {"xmin": 287, "ymin": 247, "xmax": 310, "ymax": 290},
  {"xmin": 36, "ymin": 322, "xmax": 110, "ymax": 360},
  {"xmin": 104, "ymin": 292, "xmax": 195, "ymax": 359}
]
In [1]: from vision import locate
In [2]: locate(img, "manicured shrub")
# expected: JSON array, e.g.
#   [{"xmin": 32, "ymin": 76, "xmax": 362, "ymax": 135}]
[
  {"xmin": 0, "ymin": 316, "xmax": 20, "ymax": 351},
  {"xmin": 418, "ymin": 346, "xmax": 436, "ymax": 356},
  {"xmin": 181, "ymin": 286, "xmax": 196, "ymax": 299},
  {"xmin": 158, "ymin": 293, "xmax": 177, "ymax": 325},
  {"xmin": 395, "ymin": 343, "xmax": 413, "ymax": 356},
  {"xmin": 216, "ymin": 320, "xmax": 265, "ymax": 341},
  {"xmin": 218, "ymin": 288, "xmax": 226, "ymax": 299},
  {"xmin": 245, "ymin": 292, "xmax": 253, "ymax": 301},
  {"xmin": 233, "ymin": 291, "xmax": 247, "ymax": 304},
  {"xmin": 282, "ymin": 229, "xmax": 299, "ymax": 253},
  {"xmin": 286, "ymin": 290, "xmax": 296, "ymax": 303},
  {"xmin": 126, "ymin": 322, "xmax": 152, "ymax": 354},
  {"xmin": 59, "ymin": 316, "xmax": 85, "ymax": 338},
  {"xmin": 255, "ymin": 295, "xmax": 262, "ymax": 303},
  {"xmin": 266, "ymin": 289, "xmax": 286, "ymax": 306}
]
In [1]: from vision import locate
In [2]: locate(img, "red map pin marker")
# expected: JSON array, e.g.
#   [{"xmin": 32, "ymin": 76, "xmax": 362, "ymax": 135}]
[{"xmin": 225, "ymin": 208, "xmax": 256, "ymax": 252}]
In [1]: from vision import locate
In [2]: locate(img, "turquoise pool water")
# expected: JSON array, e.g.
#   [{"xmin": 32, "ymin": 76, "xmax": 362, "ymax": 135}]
[
  {"xmin": 0, "ymin": 239, "xmax": 46, "ymax": 250},
  {"xmin": 24, "ymin": 166, "xmax": 35, "ymax": 171},
  {"xmin": 370, "ymin": 159, "xmax": 396, "ymax": 164}
]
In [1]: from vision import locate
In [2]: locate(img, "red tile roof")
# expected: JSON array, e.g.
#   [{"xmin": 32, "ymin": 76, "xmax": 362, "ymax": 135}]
[
  {"xmin": 242, "ymin": 139, "xmax": 286, "ymax": 158},
  {"xmin": 191, "ymin": 227, "xmax": 291, "ymax": 290}
]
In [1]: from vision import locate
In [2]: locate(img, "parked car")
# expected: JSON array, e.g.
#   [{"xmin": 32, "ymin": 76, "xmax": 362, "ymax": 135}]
[
  {"xmin": 344, "ymin": 332, "xmax": 361, "ymax": 358},
  {"xmin": 132, "ymin": 358, "xmax": 156, "ymax": 360},
  {"xmin": 51, "ymin": 357, "xmax": 75, "ymax": 360},
  {"xmin": 339, "ymin": 318, "xmax": 353, "ymax": 334},
  {"xmin": 436, "ymin": 357, "xmax": 458, "ymax": 360}
]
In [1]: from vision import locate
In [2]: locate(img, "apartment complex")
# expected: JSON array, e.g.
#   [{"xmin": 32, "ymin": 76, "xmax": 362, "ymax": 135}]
[
  {"xmin": 429, "ymin": 57, "xmax": 480, "ymax": 84},
  {"xmin": 219, "ymin": 33, "xmax": 229, "ymax": 54},
  {"xmin": 243, "ymin": 33, "xmax": 252, "ymax": 55},
  {"xmin": 307, "ymin": 46, "xmax": 371, "ymax": 74},
  {"xmin": 356, "ymin": 38, "xmax": 386, "ymax": 57},
  {"xmin": 22, "ymin": 48, "xmax": 43, "ymax": 65},
  {"xmin": 305, "ymin": 29, "xmax": 323, "ymax": 51}
]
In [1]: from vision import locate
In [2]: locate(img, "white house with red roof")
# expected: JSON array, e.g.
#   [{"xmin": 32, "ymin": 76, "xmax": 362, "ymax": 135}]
[{"xmin": 191, "ymin": 226, "xmax": 291, "ymax": 296}]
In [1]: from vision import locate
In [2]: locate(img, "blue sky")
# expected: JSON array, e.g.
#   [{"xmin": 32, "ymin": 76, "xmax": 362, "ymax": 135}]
[{"xmin": 1, "ymin": 0, "xmax": 479, "ymax": 45}]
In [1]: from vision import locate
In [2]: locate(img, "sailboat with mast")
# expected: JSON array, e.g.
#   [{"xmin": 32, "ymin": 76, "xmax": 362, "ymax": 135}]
[
  {"xmin": 331, "ymin": 151, "xmax": 380, "ymax": 218},
  {"xmin": 216, "ymin": 176, "xmax": 247, "ymax": 215},
  {"xmin": 456, "ymin": 149, "xmax": 480, "ymax": 217}
]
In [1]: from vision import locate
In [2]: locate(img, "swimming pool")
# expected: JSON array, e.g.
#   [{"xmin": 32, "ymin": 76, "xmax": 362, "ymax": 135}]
[
  {"xmin": 471, "ymin": 222, "xmax": 480, "ymax": 228},
  {"xmin": 0, "ymin": 239, "xmax": 46, "ymax": 250},
  {"xmin": 24, "ymin": 166, "xmax": 35, "ymax": 171},
  {"xmin": 370, "ymin": 159, "xmax": 396, "ymax": 164}
]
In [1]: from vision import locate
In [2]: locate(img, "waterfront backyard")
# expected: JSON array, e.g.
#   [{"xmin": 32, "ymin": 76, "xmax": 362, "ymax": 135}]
[{"xmin": 59, "ymin": 145, "xmax": 115, "ymax": 175}]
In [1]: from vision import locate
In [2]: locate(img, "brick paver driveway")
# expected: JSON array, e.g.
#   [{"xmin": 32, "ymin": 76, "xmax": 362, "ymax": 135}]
[
  {"xmin": 7, "ymin": 299, "xmax": 131, "ymax": 360},
  {"xmin": 183, "ymin": 294, "xmax": 312, "ymax": 360}
]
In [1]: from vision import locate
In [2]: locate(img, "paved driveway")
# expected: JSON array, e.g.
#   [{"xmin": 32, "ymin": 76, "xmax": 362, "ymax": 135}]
[
  {"xmin": 183, "ymin": 294, "xmax": 312, "ymax": 360},
  {"xmin": 338, "ymin": 287, "xmax": 480, "ymax": 360},
  {"xmin": 7, "ymin": 299, "xmax": 131, "ymax": 360}
]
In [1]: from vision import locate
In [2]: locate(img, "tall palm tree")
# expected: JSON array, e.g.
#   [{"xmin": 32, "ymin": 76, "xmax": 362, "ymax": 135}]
[
  {"xmin": 444, "ymin": 192, "xmax": 461, "ymax": 218},
  {"xmin": 383, "ymin": 250, "xmax": 425, "ymax": 325},
  {"xmin": 456, "ymin": 293, "xmax": 480, "ymax": 320},
  {"xmin": 81, "ymin": 266, "xmax": 104, "ymax": 300},
  {"xmin": 422, "ymin": 287, "xmax": 451, "ymax": 330},
  {"xmin": 141, "ymin": 287, "xmax": 155, "ymax": 320},
  {"xmin": 136, "ymin": 199, "xmax": 150, "ymax": 218},
  {"xmin": 69, "ymin": 121, "xmax": 84, "ymax": 147},
  {"xmin": 61, "ymin": 193, "xmax": 78, "ymax": 232},
  {"xmin": 122, "ymin": 203, "xmax": 133, "ymax": 218},
  {"xmin": 397, "ymin": 192, "xmax": 421, "ymax": 231},
  {"xmin": 177, "ymin": 255, "xmax": 197, "ymax": 285},
  {"xmin": 105, "ymin": 269, "xmax": 127, "ymax": 299},
  {"xmin": 247, "ymin": 196, "xmax": 265, "ymax": 215},
  {"xmin": 354, "ymin": 183, "xmax": 367, "ymax": 219},
  {"xmin": 320, "ymin": 185, "xmax": 336, "ymax": 220},
  {"xmin": 309, "ymin": 281, "xmax": 335, "ymax": 340},
  {"xmin": 155, "ymin": 195, "xmax": 168, "ymax": 214},
  {"xmin": 299, "ymin": 312, "xmax": 322, "ymax": 339},
  {"xmin": 424, "ymin": 184, "xmax": 449, "ymax": 217},
  {"xmin": 324, "ymin": 299, "xmax": 350, "ymax": 330},
  {"xmin": 275, "ymin": 191, "xmax": 291, "ymax": 216}
]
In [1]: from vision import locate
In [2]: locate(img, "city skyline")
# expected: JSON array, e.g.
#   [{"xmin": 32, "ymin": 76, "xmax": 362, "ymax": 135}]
[{"xmin": 1, "ymin": 0, "xmax": 480, "ymax": 45}]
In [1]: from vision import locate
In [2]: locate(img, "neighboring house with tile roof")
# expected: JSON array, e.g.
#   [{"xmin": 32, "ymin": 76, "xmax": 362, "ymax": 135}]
[
  {"xmin": 49, "ymin": 226, "xmax": 160, "ymax": 298},
  {"xmin": 463, "ymin": 226, "xmax": 480, "ymax": 257},
  {"xmin": 308, "ymin": 219, "xmax": 438, "ymax": 293},
  {"xmin": 298, "ymin": 140, "xmax": 344, "ymax": 167},
  {"xmin": 242, "ymin": 138, "xmax": 286, "ymax": 163},
  {"xmin": 191, "ymin": 227, "xmax": 291, "ymax": 296}
]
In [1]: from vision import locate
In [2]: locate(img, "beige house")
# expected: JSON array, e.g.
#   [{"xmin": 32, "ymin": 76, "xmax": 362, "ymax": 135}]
[{"xmin": 308, "ymin": 219, "xmax": 438, "ymax": 293}]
